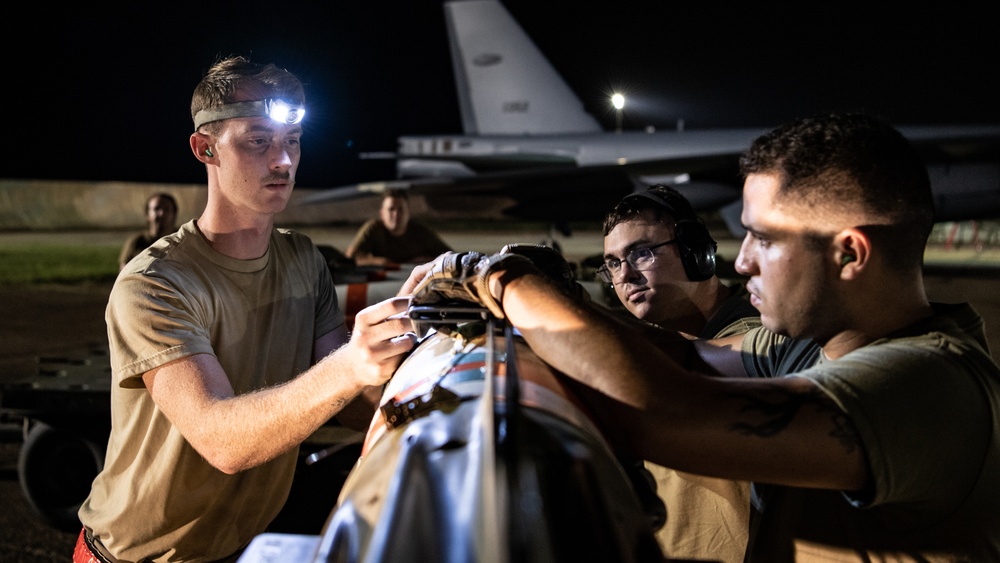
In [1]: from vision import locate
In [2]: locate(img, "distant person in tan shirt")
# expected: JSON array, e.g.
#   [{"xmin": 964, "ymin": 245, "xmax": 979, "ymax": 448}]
[
  {"xmin": 118, "ymin": 192, "xmax": 178, "ymax": 270},
  {"xmin": 346, "ymin": 189, "xmax": 451, "ymax": 267}
]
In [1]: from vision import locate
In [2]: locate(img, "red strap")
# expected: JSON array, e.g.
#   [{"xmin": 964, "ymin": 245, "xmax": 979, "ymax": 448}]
[{"xmin": 73, "ymin": 529, "xmax": 102, "ymax": 563}]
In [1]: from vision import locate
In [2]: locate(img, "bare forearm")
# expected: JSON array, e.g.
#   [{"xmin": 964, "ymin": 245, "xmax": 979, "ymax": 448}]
[
  {"xmin": 227, "ymin": 352, "xmax": 374, "ymax": 468},
  {"xmin": 146, "ymin": 299, "xmax": 413, "ymax": 474},
  {"xmin": 499, "ymin": 273, "xmax": 683, "ymax": 412},
  {"xmin": 150, "ymin": 351, "xmax": 371, "ymax": 474},
  {"xmin": 495, "ymin": 273, "xmax": 867, "ymax": 490},
  {"xmin": 334, "ymin": 384, "xmax": 383, "ymax": 430}
]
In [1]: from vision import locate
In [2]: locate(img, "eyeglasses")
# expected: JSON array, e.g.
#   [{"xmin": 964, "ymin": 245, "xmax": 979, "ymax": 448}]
[{"xmin": 596, "ymin": 239, "xmax": 677, "ymax": 283}]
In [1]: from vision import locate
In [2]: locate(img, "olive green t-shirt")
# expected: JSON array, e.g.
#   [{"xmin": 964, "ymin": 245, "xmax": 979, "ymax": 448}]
[
  {"xmin": 741, "ymin": 302, "xmax": 1000, "ymax": 561},
  {"xmin": 348, "ymin": 219, "xmax": 451, "ymax": 264}
]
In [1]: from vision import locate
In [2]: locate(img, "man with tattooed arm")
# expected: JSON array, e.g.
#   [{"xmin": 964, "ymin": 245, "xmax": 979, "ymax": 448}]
[{"xmin": 409, "ymin": 113, "xmax": 1000, "ymax": 561}]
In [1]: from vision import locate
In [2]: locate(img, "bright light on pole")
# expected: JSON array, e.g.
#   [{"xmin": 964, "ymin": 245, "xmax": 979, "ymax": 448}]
[{"xmin": 611, "ymin": 93, "xmax": 625, "ymax": 133}]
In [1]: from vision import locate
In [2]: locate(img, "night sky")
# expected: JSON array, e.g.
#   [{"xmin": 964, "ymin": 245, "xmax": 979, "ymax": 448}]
[{"xmin": 8, "ymin": 1, "xmax": 998, "ymax": 189}]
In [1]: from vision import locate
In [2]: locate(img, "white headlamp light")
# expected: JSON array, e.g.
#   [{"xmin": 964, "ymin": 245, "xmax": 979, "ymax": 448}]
[{"xmin": 193, "ymin": 98, "xmax": 305, "ymax": 130}]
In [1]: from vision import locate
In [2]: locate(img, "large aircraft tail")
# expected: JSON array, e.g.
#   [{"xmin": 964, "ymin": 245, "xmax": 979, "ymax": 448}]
[{"xmin": 444, "ymin": 0, "xmax": 603, "ymax": 135}]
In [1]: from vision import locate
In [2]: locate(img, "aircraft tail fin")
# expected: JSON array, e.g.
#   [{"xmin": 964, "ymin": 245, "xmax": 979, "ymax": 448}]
[{"xmin": 444, "ymin": 0, "xmax": 603, "ymax": 135}]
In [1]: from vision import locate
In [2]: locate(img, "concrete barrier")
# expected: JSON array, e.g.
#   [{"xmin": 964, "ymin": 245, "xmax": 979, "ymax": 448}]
[
  {"xmin": 0, "ymin": 180, "xmax": 208, "ymax": 230},
  {"xmin": 0, "ymin": 180, "xmax": 392, "ymax": 231}
]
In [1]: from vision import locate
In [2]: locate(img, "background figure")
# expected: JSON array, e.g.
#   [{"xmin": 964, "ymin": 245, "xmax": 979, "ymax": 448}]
[
  {"xmin": 346, "ymin": 189, "xmax": 451, "ymax": 266},
  {"xmin": 118, "ymin": 192, "xmax": 178, "ymax": 270},
  {"xmin": 601, "ymin": 185, "xmax": 759, "ymax": 563}
]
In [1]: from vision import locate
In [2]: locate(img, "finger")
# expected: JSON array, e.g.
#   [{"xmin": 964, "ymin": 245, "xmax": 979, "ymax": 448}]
[
  {"xmin": 389, "ymin": 332, "xmax": 417, "ymax": 348},
  {"xmin": 398, "ymin": 261, "xmax": 436, "ymax": 296},
  {"xmin": 366, "ymin": 329, "xmax": 417, "ymax": 369},
  {"xmin": 355, "ymin": 296, "xmax": 411, "ymax": 329},
  {"xmin": 389, "ymin": 332, "xmax": 418, "ymax": 350},
  {"xmin": 380, "ymin": 315, "xmax": 415, "ymax": 337}
]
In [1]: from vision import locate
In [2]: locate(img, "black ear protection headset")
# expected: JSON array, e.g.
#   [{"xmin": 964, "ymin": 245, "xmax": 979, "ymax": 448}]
[{"xmin": 622, "ymin": 191, "xmax": 718, "ymax": 281}]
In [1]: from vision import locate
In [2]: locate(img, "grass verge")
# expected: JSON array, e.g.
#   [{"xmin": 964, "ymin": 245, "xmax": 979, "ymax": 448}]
[{"xmin": 0, "ymin": 243, "xmax": 119, "ymax": 285}]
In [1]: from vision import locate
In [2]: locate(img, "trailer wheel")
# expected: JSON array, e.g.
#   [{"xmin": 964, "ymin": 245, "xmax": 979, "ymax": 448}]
[{"xmin": 18, "ymin": 422, "xmax": 105, "ymax": 532}]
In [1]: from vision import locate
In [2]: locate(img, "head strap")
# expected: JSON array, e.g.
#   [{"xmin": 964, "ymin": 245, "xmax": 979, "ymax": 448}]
[{"xmin": 193, "ymin": 99, "xmax": 305, "ymax": 130}]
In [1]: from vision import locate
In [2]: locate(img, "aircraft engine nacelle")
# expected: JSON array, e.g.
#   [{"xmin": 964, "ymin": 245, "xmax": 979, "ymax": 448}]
[{"xmin": 398, "ymin": 158, "xmax": 478, "ymax": 179}]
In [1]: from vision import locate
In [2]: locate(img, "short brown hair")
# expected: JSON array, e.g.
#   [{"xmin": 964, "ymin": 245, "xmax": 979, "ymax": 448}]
[
  {"xmin": 190, "ymin": 56, "xmax": 305, "ymax": 135},
  {"xmin": 740, "ymin": 113, "xmax": 934, "ymax": 270},
  {"xmin": 602, "ymin": 185, "xmax": 697, "ymax": 236}
]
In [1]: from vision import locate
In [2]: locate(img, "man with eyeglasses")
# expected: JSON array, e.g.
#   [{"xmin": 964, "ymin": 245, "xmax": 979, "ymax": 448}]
[
  {"xmin": 74, "ymin": 56, "xmax": 416, "ymax": 563},
  {"xmin": 601, "ymin": 185, "xmax": 759, "ymax": 563},
  {"xmin": 601, "ymin": 185, "xmax": 759, "ymax": 338},
  {"xmin": 408, "ymin": 113, "xmax": 1000, "ymax": 560}
]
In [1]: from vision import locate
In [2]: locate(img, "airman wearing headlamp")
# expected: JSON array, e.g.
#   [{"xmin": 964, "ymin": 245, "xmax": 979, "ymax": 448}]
[{"xmin": 74, "ymin": 56, "xmax": 417, "ymax": 563}]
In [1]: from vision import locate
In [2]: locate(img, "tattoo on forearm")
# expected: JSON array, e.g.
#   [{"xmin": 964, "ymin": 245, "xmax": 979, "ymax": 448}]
[{"xmin": 725, "ymin": 388, "xmax": 860, "ymax": 453}]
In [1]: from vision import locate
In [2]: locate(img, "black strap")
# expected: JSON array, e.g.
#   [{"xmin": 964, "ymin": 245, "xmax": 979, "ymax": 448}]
[{"xmin": 83, "ymin": 529, "xmax": 119, "ymax": 563}]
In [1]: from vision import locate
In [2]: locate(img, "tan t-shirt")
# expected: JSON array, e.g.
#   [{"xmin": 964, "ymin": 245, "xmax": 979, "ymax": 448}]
[
  {"xmin": 649, "ymin": 285, "xmax": 760, "ymax": 563},
  {"xmin": 79, "ymin": 221, "xmax": 343, "ymax": 562}
]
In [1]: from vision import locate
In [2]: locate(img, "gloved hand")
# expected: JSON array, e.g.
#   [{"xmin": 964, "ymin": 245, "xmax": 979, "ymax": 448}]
[
  {"xmin": 498, "ymin": 244, "xmax": 575, "ymax": 292},
  {"xmin": 499, "ymin": 243, "xmax": 590, "ymax": 302},
  {"xmin": 409, "ymin": 250, "xmax": 533, "ymax": 319},
  {"xmin": 410, "ymin": 250, "xmax": 485, "ymax": 307}
]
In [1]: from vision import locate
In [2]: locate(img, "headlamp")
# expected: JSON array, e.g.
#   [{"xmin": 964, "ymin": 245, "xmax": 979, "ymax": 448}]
[{"xmin": 193, "ymin": 99, "xmax": 306, "ymax": 130}]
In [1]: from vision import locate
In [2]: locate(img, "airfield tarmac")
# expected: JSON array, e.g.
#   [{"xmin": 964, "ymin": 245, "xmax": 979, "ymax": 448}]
[{"xmin": 1, "ymin": 222, "xmax": 998, "ymax": 562}]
